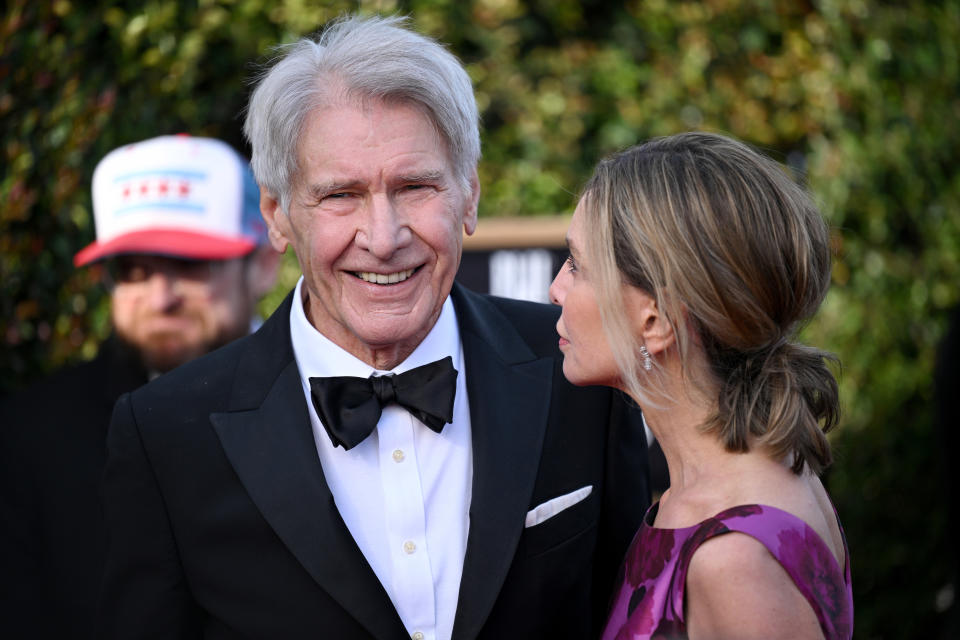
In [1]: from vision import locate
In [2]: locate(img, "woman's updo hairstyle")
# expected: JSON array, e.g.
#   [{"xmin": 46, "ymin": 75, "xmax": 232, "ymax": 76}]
[{"xmin": 582, "ymin": 132, "xmax": 839, "ymax": 474}]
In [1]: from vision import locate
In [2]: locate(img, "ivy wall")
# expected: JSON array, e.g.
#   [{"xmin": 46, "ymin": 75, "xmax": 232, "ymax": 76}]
[{"xmin": 2, "ymin": 1, "xmax": 958, "ymax": 637}]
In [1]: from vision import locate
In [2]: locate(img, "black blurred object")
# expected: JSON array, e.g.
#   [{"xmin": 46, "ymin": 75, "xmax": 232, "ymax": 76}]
[
  {"xmin": 935, "ymin": 305, "xmax": 960, "ymax": 639},
  {"xmin": 0, "ymin": 337, "xmax": 148, "ymax": 639}
]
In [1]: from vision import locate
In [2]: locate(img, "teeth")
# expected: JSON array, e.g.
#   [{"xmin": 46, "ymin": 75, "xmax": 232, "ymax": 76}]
[{"xmin": 355, "ymin": 268, "xmax": 415, "ymax": 284}]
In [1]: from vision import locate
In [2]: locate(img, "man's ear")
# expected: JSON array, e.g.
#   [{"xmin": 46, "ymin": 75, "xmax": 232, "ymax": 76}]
[
  {"xmin": 260, "ymin": 190, "xmax": 290, "ymax": 253},
  {"xmin": 462, "ymin": 171, "xmax": 480, "ymax": 236}
]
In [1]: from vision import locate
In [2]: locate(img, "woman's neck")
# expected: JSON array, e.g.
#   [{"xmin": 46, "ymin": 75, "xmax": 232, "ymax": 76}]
[{"xmin": 631, "ymin": 353, "xmax": 770, "ymax": 516}]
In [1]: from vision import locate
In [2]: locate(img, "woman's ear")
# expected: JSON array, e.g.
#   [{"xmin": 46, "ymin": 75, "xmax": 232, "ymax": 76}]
[{"xmin": 625, "ymin": 287, "xmax": 675, "ymax": 355}]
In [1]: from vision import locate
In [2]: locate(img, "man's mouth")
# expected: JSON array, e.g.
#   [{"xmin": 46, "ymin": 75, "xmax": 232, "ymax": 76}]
[{"xmin": 353, "ymin": 267, "xmax": 416, "ymax": 285}]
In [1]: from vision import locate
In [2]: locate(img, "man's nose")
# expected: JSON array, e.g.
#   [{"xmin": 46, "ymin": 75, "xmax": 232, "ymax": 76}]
[
  {"xmin": 144, "ymin": 270, "xmax": 182, "ymax": 310},
  {"xmin": 356, "ymin": 195, "xmax": 412, "ymax": 259}
]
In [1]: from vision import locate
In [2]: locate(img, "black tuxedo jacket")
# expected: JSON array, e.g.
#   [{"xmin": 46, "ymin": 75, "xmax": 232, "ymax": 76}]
[
  {"xmin": 98, "ymin": 284, "xmax": 649, "ymax": 639},
  {"xmin": 0, "ymin": 339, "xmax": 148, "ymax": 639}
]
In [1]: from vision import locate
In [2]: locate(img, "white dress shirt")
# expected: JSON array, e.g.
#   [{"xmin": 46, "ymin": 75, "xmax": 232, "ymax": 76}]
[{"xmin": 289, "ymin": 277, "xmax": 472, "ymax": 640}]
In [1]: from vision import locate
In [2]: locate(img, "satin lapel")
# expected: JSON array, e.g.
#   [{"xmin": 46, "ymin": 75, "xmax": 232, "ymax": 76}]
[
  {"xmin": 450, "ymin": 286, "xmax": 554, "ymax": 640},
  {"xmin": 210, "ymin": 293, "xmax": 407, "ymax": 640}
]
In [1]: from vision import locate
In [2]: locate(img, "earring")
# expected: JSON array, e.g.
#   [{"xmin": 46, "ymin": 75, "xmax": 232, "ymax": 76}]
[{"xmin": 639, "ymin": 345, "xmax": 653, "ymax": 371}]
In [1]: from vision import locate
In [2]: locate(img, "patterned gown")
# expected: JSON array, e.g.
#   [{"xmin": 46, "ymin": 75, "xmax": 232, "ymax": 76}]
[{"xmin": 601, "ymin": 502, "xmax": 853, "ymax": 640}]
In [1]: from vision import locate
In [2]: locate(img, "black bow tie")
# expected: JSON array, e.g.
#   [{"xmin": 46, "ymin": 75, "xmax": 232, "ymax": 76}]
[{"xmin": 309, "ymin": 356, "xmax": 458, "ymax": 450}]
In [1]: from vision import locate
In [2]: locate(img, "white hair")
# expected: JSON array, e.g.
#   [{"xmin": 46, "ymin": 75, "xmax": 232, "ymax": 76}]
[{"xmin": 243, "ymin": 14, "xmax": 481, "ymax": 213}]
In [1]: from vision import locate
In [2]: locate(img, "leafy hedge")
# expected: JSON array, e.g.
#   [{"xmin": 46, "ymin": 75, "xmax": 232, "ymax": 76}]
[{"xmin": 2, "ymin": 1, "xmax": 957, "ymax": 637}]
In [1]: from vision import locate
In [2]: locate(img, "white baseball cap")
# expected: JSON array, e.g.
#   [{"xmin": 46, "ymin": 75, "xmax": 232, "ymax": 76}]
[{"xmin": 74, "ymin": 134, "xmax": 267, "ymax": 266}]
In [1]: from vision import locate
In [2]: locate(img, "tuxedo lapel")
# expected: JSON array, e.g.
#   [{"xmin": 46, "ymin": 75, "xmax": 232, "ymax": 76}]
[
  {"xmin": 450, "ymin": 286, "xmax": 555, "ymax": 640},
  {"xmin": 210, "ymin": 292, "xmax": 407, "ymax": 640}
]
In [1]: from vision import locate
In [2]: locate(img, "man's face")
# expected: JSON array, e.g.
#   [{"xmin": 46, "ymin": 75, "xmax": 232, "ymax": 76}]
[
  {"xmin": 263, "ymin": 99, "xmax": 479, "ymax": 369},
  {"xmin": 109, "ymin": 255, "xmax": 256, "ymax": 373}
]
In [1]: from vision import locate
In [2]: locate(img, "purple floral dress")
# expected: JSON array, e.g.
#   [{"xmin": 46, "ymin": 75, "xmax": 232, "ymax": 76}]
[{"xmin": 601, "ymin": 502, "xmax": 853, "ymax": 640}]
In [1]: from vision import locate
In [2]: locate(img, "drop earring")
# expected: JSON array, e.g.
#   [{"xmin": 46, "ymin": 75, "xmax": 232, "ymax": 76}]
[{"xmin": 639, "ymin": 345, "xmax": 652, "ymax": 371}]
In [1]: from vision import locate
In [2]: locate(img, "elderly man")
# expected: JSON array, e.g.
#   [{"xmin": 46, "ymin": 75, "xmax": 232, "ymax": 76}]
[
  {"xmin": 0, "ymin": 135, "xmax": 279, "ymax": 639},
  {"xmin": 97, "ymin": 16, "xmax": 649, "ymax": 640}
]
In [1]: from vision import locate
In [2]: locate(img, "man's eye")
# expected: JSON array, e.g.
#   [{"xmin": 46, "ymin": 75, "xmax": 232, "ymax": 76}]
[
  {"xmin": 124, "ymin": 265, "xmax": 148, "ymax": 282},
  {"xmin": 565, "ymin": 255, "xmax": 578, "ymax": 273}
]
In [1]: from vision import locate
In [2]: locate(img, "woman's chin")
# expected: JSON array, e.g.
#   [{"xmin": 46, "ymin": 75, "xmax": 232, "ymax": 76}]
[{"xmin": 561, "ymin": 361, "xmax": 602, "ymax": 388}]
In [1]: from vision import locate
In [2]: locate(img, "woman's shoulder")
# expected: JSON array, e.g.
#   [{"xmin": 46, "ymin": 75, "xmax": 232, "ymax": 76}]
[
  {"xmin": 685, "ymin": 527, "xmax": 830, "ymax": 639},
  {"xmin": 677, "ymin": 496, "xmax": 852, "ymax": 640}
]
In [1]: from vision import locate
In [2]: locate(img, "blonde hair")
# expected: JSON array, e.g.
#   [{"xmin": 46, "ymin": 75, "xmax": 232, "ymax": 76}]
[{"xmin": 583, "ymin": 132, "xmax": 838, "ymax": 474}]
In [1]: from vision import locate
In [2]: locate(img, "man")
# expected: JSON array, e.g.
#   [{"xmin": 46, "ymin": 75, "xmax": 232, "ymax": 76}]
[
  {"xmin": 97, "ymin": 16, "xmax": 650, "ymax": 640},
  {"xmin": 0, "ymin": 135, "xmax": 280, "ymax": 639}
]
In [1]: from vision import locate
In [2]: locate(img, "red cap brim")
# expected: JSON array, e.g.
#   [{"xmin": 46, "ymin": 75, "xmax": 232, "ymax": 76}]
[{"xmin": 74, "ymin": 228, "xmax": 256, "ymax": 266}]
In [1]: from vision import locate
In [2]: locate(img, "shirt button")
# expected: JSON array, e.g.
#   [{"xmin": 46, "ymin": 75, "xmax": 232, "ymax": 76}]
[
  {"xmin": 412, "ymin": 633, "xmax": 424, "ymax": 640},
  {"xmin": 403, "ymin": 540, "xmax": 417, "ymax": 554},
  {"xmin": 392, "ymin": 449, "xmax": 405, "ymax": 463}
]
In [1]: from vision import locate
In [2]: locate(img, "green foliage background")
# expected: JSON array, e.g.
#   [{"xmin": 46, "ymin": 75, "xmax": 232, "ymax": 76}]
[{"xmin": 2, "ymin": 1, "xmax": 957, "ymax": 637}]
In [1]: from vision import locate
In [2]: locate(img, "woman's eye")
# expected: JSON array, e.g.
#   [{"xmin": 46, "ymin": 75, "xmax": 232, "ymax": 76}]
[{"xmin": 565, "ymin": 255, "xmax": 577, "ymax": 273}]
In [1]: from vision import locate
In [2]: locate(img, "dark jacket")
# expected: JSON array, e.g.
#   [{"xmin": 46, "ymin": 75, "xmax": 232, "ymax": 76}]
[
  {"xmin": 97, "ymin": 285, "xmax": 650, "ymax": 639},
  {"xmin": 0, "ymin": 338, "xmax": 149, "ymax": 639}
]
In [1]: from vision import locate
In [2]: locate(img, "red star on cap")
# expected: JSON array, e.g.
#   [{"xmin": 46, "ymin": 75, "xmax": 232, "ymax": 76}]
[{"xmin": 179, "ymin": 181, "xmax": 190, "ymax": 197}]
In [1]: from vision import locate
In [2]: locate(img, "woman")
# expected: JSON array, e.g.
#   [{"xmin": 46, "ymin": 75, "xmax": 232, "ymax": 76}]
[{"xmin": 549, "ymin": 132, "xmax": 853, "ymax": 639}]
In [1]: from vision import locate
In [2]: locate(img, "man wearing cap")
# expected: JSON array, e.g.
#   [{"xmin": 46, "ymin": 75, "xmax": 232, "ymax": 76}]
[
  {"xmin": 0, "ymin": 135, "xmax": 280, "ymax": 639},
  {"xmin": 96, "ymin": 16, "xmax": 649, "ymax": 640}
]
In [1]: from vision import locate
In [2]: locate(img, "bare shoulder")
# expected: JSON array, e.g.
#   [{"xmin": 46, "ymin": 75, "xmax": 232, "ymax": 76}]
[{"xmin": 685, "ymin": 532, "xmax": 825, "ymax": 640}]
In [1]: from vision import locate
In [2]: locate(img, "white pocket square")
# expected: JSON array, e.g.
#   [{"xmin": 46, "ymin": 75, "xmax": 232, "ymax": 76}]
[{"xmin": 524, "ymin": 485, "xmax": 593, "ymax": 528}]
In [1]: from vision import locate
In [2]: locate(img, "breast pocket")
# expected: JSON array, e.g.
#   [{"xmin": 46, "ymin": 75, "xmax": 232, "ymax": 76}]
[{"xmin": 518, "ymin": 485, "xmax": 599, "ymax": 557}]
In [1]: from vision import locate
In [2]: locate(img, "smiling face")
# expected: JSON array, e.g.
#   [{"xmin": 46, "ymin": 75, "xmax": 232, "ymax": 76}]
[{"xmin": 262, "ymin": 99, "xmax": 478, "ymax": 368}]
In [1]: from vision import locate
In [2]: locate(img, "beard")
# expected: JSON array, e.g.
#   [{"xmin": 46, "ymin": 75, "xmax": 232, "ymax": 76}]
[{"xmin": 115, "ymin": 322, "xmax": 249, "ymax": 375}]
